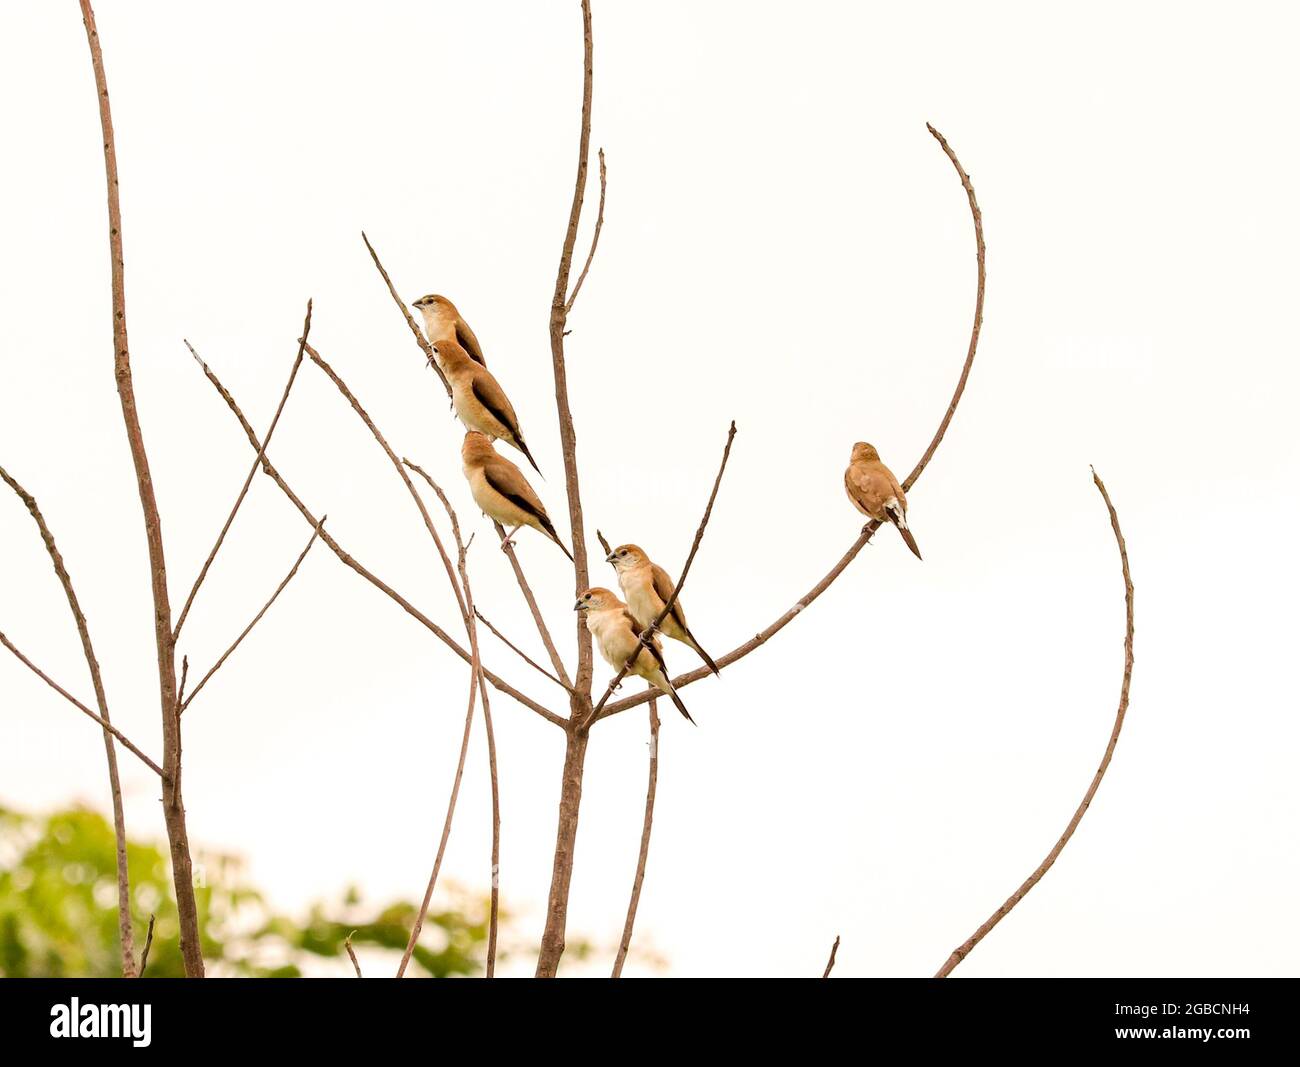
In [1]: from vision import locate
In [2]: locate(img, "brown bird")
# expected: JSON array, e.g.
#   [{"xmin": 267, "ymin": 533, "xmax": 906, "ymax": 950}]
[
  {"xmin": 462, "ymin": 432, "xmax": 572, "ymax": 560},
  {"xmin": 412, "ymin": 293, "xmax": 487, "ymax": 368},
  {"xmin": 576, "ymin": 587, "xmax": 695, "ymax": 723},
  {"xmin": 606, "ymin": 544, "xmax": 720, "ymax": 675},
  {"xmin": 435, "ymin": 338, "xmax": 542, "ymax": 476},
  {"xmin": 843, "ymin": 442, "xmax": 922, "ymax": 560}
]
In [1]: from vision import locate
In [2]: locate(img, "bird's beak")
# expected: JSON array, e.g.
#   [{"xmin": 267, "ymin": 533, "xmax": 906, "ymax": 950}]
[
  {"xmin": 573, "ymin": 600, "xmax": 584, "ymax": 612},
  {"xmin": 604, "ymin": 551, "xmax": 616, "ymax": 564},
  {"xmin": 410, "ymin": 301, "xmax": 420, "ymax": 309}
]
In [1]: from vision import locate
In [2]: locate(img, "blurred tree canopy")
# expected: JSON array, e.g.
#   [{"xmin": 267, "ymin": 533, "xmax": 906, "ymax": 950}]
[{"xmin": 0, "ymin": 805, "xmax": 496, "ymax": 977}]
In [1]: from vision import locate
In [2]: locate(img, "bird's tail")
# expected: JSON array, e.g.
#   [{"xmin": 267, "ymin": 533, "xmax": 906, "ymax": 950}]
[
  {"xmin": 540, "ymin": 517, "xmax": 575, "ymax": 562},
  {"xmin": 885, "ymin": 502, "xmax": 923, "ymax": 561},
  {"xmin": 663, "ymin": 682, "xmax": 696, "ymax": 725},
  {"xmin": 515, "ymin": 437, "xmax": 544, "ymax": 479},
  {"xmin": 685, "ymin": 628, "xmax": 721, "ymax": 676}
]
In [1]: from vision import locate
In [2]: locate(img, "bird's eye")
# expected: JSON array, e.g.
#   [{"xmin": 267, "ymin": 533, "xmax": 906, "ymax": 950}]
[{"xmin": 620, "ymin": 550, "xmax": 627, "ymax": 556}]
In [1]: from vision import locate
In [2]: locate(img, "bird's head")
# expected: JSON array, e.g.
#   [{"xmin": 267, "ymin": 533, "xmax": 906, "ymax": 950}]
[
  {"xmin": 851, "ymin": 442, "xmax": 880, "ymax": 463},
  {"xmin": 461, "ymin": 431, "xmax": 495, "ymax": 463},
  {"xmin": 411, "ymin": 294, "xmax": 457, "ymax": 318},
  {"xmin": 605, "ymin": 543, "xmax": 649, "ymax": 571},
  {"xmin": 574, "ymin": 587, "xmax": 620, "ymax": 613},
  {"xmin": 430, "ymin": 338, "xmax": 471, "ymax": 369}
]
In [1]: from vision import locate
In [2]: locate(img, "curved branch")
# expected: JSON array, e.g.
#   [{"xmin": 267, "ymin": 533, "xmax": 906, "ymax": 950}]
[
  {"xmin": 185, "ymin": 342, "xmax": 564, "ymax": 727},
  {"xmin": 934, "ymin": 468, "xmax": 1135, "ymax": 977},
  {"xmin": 611, "ymin": 697, "xmax": 659, "ymax": 978},
  {"xmin": 596, "ymin": 122, "xmax": 986, "ymax": 722},
  {"xmin": 565, "ymin": 147, "xmax": 606, "ymax": 313},
  {"xmin": 822, "ymin": 935, "xmax": 841, "ymax": 978}
]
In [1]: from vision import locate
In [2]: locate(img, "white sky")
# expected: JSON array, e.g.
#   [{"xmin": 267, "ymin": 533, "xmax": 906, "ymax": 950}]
[{"xmin": 2, "ymin": 1, "xmax": 1297, "ymax": 977}]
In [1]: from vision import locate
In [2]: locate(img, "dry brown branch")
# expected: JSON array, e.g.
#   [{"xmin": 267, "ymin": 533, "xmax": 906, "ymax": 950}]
[
  {"xmin": 0, "ymin": 464, "xmax": 137, "ymax": 973},
  {"xmin": 934, "ymin": 469, "xmax": 1134, "ymax": 978},
  {"xmin": 186, "ymin": 345, "xmax": 564, "ymax": 726},
  {"xmin": 180, "ymin": 517, "xmax": 326, "ymax": 712},
  {"xmin": 586, "ymin": 421, "xmax": 736, "ymax": 727},
  {"xmin": 360, "ymin": 231, "xmax": 453, "ymax": 399},
  {"xmin": 492, "ymin": 520, "xmax": 573, "ymax": 688},
  {"xmin": 595, "ymin": 122, "xmax": 985, "ymax": 723},
  {"xmin": 564, "ymin": 147, "xmax": 606, "ymax": 313},
  {"xmin": 305, "ymin": 343, "xmax": 467, "ymax": 623},
  {"xmin": 79, "ymin": 0, "xmax": 203, "ymax": 976},
  {"xmin": 402, "ymin": 458, "xmax": 502, "ymax": 975},
  {"xmin": 610, "ymin": 697, "xmax": 659, "ymax": 978},
  {"xmin": 822, "ymin": 935, "xmax": 841, "ymax": 978},
  {"xmin": 136, "ymin": 914, "xmax": 156, "ymax": 977},
  {"xmin": 344, "ymin": 931, "xmax": 362, "ymax": 977},
  {"xmin": 396, "ymin": 634, "xmax": 480, "ymax": 978},
  {"xmin": 0, "ymin": 630, "xmax": 164, "ymax": 776},
  {"xmin": 474, "ymin": 607, "xmax": 571, "ymax": 693},
  {"xmin": 173, "ymin": 301, "xmax": 313, "ymax": 641}
]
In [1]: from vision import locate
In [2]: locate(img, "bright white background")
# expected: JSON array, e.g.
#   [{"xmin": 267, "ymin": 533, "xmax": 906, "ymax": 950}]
[{"xmin": 1, "ymin": 1, "xmax": 1297, "ymax": 977}]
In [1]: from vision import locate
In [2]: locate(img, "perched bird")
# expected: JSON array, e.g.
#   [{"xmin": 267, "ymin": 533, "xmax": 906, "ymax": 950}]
[
  {"xmin": 576, "ymin": 587, "xmax": 695, "ymax": 723},
  {"xmin": 411, "ymin": 294, "xmax": 487, "ymax": 368},
  {"xmin": 434, "ymin": 337, "xmax": 542, "ymax": 475},
  {"xmin": 843, "ymin": 442, "xmax": 922, "ymax": 559},
  {"xmin": 462, "ymin": 432, "xmax": 572, "ymax": 560},
  {"xmin": 606, "ymin": 544, "xmax": 720, "ymax": 675}
]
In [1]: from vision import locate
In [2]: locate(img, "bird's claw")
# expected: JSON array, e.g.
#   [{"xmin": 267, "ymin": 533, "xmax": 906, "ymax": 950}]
[{"xmin": 500, "ymin": 538, "xmax": 516, "ymax": 552}]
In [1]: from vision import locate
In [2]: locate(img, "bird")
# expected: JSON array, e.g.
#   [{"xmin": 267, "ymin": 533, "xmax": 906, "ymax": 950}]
[
  {"xmin": 461, "ymin": 432, "xmax": 572, "ymax": 560},
  {"xmin": 411, "ymin": 294, "xmax": 487, "ymax": 368},
  {"xmin": 434, "ymin": 337, "xmax": 542, "ymax": 475},
  {"xmin": 843, "ymin": 442, "xmax": 922, "ymax": 559},
  {"xmin": 606, "ymin": 544, "xmax": 720, "ymax": 675},
  {"xmin": 576, "ymin": 587, "xmax": 695, "ymax": 723}
]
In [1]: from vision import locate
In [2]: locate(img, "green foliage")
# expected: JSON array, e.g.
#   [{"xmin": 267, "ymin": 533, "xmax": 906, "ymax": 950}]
[{"xmin": 0, "ymin": 805, "xmax": 495, "ymax": 977}]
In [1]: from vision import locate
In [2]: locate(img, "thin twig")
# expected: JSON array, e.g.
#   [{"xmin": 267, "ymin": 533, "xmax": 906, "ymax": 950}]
[
  {"xmin": 565, "ymin": 147, "xmax": 606, "ymax": 313},
  {"xmin": 344, "ymin": 931, "xmax": 362, "ymax": 977},
  {"xmin": 360, "ymin": 231, "xmax": 453, "ymax": 399},
  {"xmin": 406, "ymin": 460, "xmax": 502, "ymax": 976},
  {"xmin": 184, "ymin": 345, "xmax": 564, "ymax": 727},
  {"xmin": 595, "ymin": 123, "xmax": 985, "ymax": 724},
  {"xmin": 136, "ymin": 915, "xmax": 156, "ymax": 977},
  {"xmin": 79, "ymin": 0, "xmax": 203, "ymax": 977},
  {"xmin": 611, "ymin": 697, "xmax": 659, "ymax": 978},
  {"xmin": 934, "ymin": 469, "xmax": 1134, "ymax": 977},
  {"xmin": 492, "ymin": 519, "xmax": 572, "ymax": 688},
  {"xmin": 180, "ymin": 517, "xmax": 326, "ymax": 712},
  {"xmin": 474, "ymin": 608, "xmax": 572, "ymax": 693},
  {"xmin": 1, "ymin": 464, "xmax": 136, "ymax": 974},
  {"xmin": 822, "ymin": 935, "xmax": 841, "ymax": 978},
  {"xmin": 306, "ymin": 344, "xmax": 467, "ymax": 624},
  {"xmin": 0, "ymin": 631, "xmax": 163, "ymax": 776},
  {"xmin": 586, "ymin": 420, "xmax": 736, "ymax": 727},
  {"xmin": 173, "ymin": 302, "xmax": 313, "ymax": 641}
]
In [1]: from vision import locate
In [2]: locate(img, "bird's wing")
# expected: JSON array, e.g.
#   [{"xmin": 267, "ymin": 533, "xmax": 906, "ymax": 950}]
[
  {"xmin": 470, "ymin": 371, "xmax": 522, "ymax": 440},
  {"xmin": 456, "ymin": 318, "xmax": 487, "ymax": 368},
  {"xmin": 651, "ymin": 562, "xmax": 690, "ymax": 632},
  {"xmin": 846, "ymin": 462, "xmax": 889, "ymax": 518},
  {"xmin": 625, "ymin": 610, "xmax": 669, "ymax": 674},
  {"xmin": 484, "ymin": 457, "xmax": 548, "ymax": 522}
]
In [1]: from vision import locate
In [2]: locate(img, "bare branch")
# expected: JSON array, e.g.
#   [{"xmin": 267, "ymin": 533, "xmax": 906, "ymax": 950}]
[
  {"xmin": 822, "ymin": 935, "xmax": 841, "ymax": 978},
  {"xmin": 360, "ymin": 231, "xmax": 453, "ymax": 399},
  {"xmin": 565, "ymin": 147, "xmax": 606, "ymax": 313},
  {"xmin": 0, "ymin": 631, "xmax": 163, "ymax": 777},
  {"xmin": 493, "ymin": 520, "xmax": 572, "ymax": 688},
  {"xmin": 79, "ymin": 0, "xmax": 203, "ymax": 976},
  {"xmin": 184, "ymin": 344, "xmax": 564, "ymax": 727},
  {"xmin": 173, "ymin": 301, "xmax": 313, "ymax": 640},
  {"xmin": 1, "ymin": 463, "xmax": 137, "ymax": 973},
  {"xmin": 587, "ymin": 420, "xmax": 737, "ymax": 726},
  {"xmin": 344, "ymin": 931, "xmax": 362, "ymax": 977},
  {"xmin": 305, "ymin": 343, "xmax": 467, "ymax": 624},
  {"xmin": 180, "ymin": 516, "xmax": 325, "ymax": 712},
  {"xmin": 934, "ymin": 468, "xmax": 1135, "ymax": 977},
  {"xmin": 474, "ymin": 608, "xmax": 571, "ymax": 693},
  {"xmin": 136, "ymin": 914, "xmax": 156, "ymax": 978},
  {"xmin": 596, "ymin": 123, "xmax": 986, "ymax": 723},
  {"xmin": 611, "ymin": 697, "xmax": 659, "ymax": 978},
  {"xmin": 548, "ymin": 0, "xmax": 597, "ymax": 703}
]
